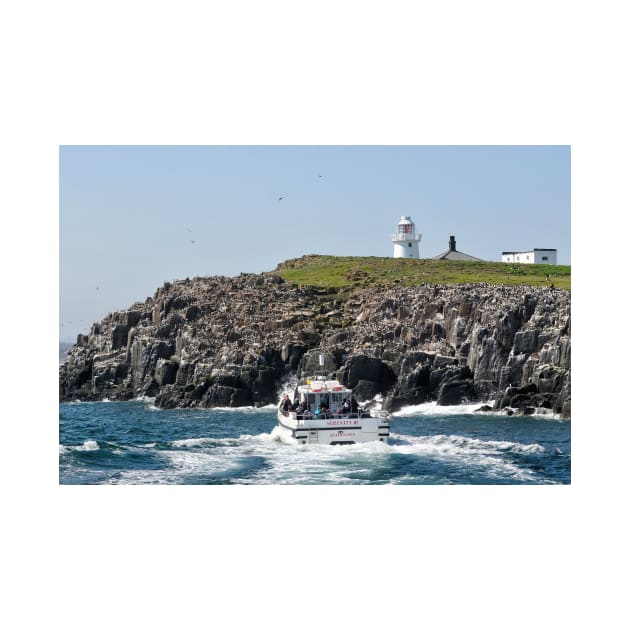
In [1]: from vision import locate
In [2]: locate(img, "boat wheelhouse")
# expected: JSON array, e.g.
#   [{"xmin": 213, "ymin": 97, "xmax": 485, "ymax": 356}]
[{"xmin": 277, "ymin": 375, "xmax": 391, "ymax": 445}]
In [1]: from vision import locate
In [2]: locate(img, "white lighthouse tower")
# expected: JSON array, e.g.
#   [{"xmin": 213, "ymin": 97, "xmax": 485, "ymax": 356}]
[{"xmin": 391, "ymin": 216, "xmax": 421, "ymax": 258}]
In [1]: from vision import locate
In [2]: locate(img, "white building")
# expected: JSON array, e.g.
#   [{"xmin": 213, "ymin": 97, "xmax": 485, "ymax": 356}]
[
  {"xmin": 391, "ymin": 216, "xmax": 421, "ymax": 258},
  {"xmin": 501, "ymin": 248, "xmax": 557, "ymax": 265}
]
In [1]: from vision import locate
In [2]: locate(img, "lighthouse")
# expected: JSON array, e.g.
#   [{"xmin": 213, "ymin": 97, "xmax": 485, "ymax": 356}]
[{"xmin": 391, "ymin": 216, "xmax": 421, "ymax": 258}]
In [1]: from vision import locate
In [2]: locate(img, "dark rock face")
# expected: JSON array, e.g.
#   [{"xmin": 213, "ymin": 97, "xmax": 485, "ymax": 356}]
[
  {"xmin": 112, "ymin": 325, "xmax": 129, "ymax": 350},
  {"xmin": 436, "ymin": 375, "xmax": 479, "ymax": 406},
  {"xmin": 337, "ymin": 355, "xmax": 396, "ymax": 392},
  {"xmin": 59, "ymin": 274, "xmax": 571, "ymax": 417}
]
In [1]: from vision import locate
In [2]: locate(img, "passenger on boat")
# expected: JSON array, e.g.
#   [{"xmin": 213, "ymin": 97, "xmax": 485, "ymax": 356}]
[
  {"xmin": 281, "ymin": 394, "xmax": 291, "ymax": 414},
  {"xmin": 314, "ymin": 402, "xmax": 329, "ymax": 417},
  {"xmin": 294, "ymin": 395, "xmax": 307, "ymax": 418},
  {"xmin": 340, "ymin": 399, "xmax": 351, "ymax": 415}
]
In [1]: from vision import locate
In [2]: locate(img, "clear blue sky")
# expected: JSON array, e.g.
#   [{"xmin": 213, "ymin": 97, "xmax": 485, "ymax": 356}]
[{"xmin": 59, "ymin": 145, "xmax": 570, "ymax": 341}]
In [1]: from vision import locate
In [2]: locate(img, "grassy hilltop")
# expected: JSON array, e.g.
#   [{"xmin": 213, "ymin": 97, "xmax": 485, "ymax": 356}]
[{"xmin": 274, "ymin": 255, "xmax": 571, "ymax": 291}]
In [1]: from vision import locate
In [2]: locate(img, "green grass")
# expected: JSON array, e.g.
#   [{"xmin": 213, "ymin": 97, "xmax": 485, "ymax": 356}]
[{"xmin": 273, "ymin": 255, "xmax": 571, "ymax": 291}]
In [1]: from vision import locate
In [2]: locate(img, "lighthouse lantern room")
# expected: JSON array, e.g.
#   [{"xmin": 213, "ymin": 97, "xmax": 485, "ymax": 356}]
[{"xmin": 391, "ymin": 216, "xmax": 421, "ymax": 258}]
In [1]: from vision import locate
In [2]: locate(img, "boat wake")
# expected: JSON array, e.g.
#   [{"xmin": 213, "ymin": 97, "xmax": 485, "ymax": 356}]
[{"xmin": 59, "ymin": 400, "xmax": 569, "ymax": 484}]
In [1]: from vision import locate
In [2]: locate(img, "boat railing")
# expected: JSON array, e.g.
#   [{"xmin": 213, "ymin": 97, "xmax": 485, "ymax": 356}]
[
  {"xmin": 282, "ymin": 408, "xmax": 390, "ymax": 425},
  {"xmin": 293, "ymin": 411, "xmax": 386, "ymax": 423}
]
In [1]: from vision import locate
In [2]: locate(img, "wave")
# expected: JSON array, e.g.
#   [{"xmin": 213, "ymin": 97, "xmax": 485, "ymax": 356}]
[
  {"xmin": 524, "ymin": 407, "xmax": 567, "ymax": 421},
  {"xmin": 60, "ymin": 440, "xmax": 100, "ymax": 453},
  {"xmin": 406, "ymin": 433, "xmax": 544, "ymax": 455},
  {"xmin": 393, "ymin": 400, "xmax": 566, "ymax": 420},
  {"xmin": 393, "ymin": 400, "xmax": 497, "ymax": 417},
  {"xmin": 113, "ymin": 448, "xmax": 265, "ymax": 484},
  {"xmin": 386, "ymin": 432, "xmax": 540, "ymax": 481},
  {"xmin": 241, "ymin": 428, "xmax": 540, "ymax": 484},
  {"xmin": 170, "ymin": 436, "xmax": 240, "ymax": 448},
  {"xmin": 171, "ymin": 437, "xmax": 213, "ymax": 447},
  {"xmin": 141, "ymin": 403, "xmax": 278, "ymax": 417},
  {"xmin": 266, "ymin": 425, "xmax": 299, "ymax": 445},
  {"xmin": 69, "ymin": 427, "xmax": 550, "ymax": 485},
  {"xmin": 210, "ymin": 404, "xmax": 276, "ymax": 412},
  {"xmin": 389, "ymin": 431, "xmax": 543, "ymax": 452}
]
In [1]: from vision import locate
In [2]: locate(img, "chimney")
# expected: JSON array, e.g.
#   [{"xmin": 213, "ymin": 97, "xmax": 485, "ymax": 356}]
[{"xmin": 449, "ymin": 235, "xmax": 456, "ymax": 252}]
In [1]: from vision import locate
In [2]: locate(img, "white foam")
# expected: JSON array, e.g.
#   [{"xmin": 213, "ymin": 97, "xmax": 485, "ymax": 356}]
[
  {"xmin": 389, "ymin": 432, "xmax": 543, "ymax": 453},
  {"xmin": 529, "ymin": 408, "xmax": 566, "ymax": 420},
  {"xmin": 170, "ymin": 436, "xmax": 239, "ymax": 448},
  {"xmin": 266, "ymin": 425, "xmax": 299, "ymax": 445},
  {"xmin": 358, "ymin": 393, "xmax": 384, "ymax": 405},
  {"xmin": 77, "ymin": 416, "xmax": 549, "ymax": 484},
  {"xmin": 71, "ymin": 440, "xmax": 100, "ymax": 451},
  {"xmin": 393, "ymin": 400, "xmax": 497, "ymax": 417},
  {"xmin": 114, "ymin": 447, "xmax": 253, "ymax": 484},
  {"xmin": 171, "ymin": 437, "xmax": 213, "ymax": 447},
  {"xmin": 386, "ymin": 432, "xmax": 539, "ymax": 481},
  {"xmin": 497, "ymin": 406, "xmax": 567, "ymax": 421},
  {"xmin": 210, "ymin": 404, "xmax": 276, "ymax": 412},
  {"xmin": 247, "ymin": 427, "xmax": 539, "ymax": 484},
  {"xmin": 239, "ymin": 433, "xmax": 394, "ymax": 484},
  {"xmin": 59, "ymin": 442, "xmax": 95, "ymax": 453}
]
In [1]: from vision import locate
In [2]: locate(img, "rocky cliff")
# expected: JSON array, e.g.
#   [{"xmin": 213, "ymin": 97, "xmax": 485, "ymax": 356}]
[{"xmin": 59, "ymin": 270, "xmax": 571, "ymax": 417}]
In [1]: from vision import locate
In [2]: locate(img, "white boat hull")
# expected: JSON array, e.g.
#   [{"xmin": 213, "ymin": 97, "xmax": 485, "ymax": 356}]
[{"xmin": 277, "ymin": 410, "xmax": 390, "ymax": 445}]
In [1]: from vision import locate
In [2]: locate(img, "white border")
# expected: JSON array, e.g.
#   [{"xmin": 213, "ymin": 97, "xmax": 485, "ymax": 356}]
[{"xmin": 4, "ymin": 0, "xmax": 627, "ymax": 628}]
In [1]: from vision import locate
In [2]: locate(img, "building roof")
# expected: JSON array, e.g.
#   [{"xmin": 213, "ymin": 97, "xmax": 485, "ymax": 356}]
[
  {"xmin": 431, "ymin": 235, "xmax": 483, "ymax": 261},
  {"xmin": 433, "ymin": 249, "xmax": 483, "ymax": 261}
]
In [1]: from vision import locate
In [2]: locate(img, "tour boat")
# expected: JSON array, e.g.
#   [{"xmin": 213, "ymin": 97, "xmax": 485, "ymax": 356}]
[{"xmin": 277, "ymin": 374, "xmax": 391, "ymax": 445}]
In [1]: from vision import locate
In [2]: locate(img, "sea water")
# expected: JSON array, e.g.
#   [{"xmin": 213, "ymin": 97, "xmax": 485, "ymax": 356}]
[{"xmin": 59, "ymin": 399, "xmax": 570, "ymax": 484}]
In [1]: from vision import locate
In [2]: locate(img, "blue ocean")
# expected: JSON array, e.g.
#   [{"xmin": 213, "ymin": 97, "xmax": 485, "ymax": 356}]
[{"xmin": 59, "ymin": 399, "xmax": 570, "ymax": 484}]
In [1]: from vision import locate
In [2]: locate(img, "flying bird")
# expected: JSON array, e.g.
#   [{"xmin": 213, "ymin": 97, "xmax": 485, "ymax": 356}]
[
  {"xmin": 277, "ymin": 196, "xmax": 284, "ymax": 202},
  {"xmin": 189, "ymin": 240, "xmax": 196, "ymax": 244}
]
